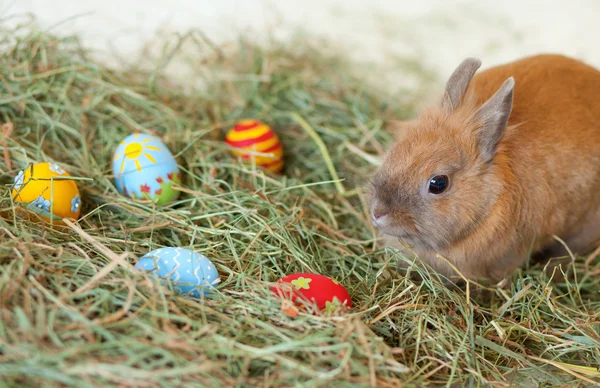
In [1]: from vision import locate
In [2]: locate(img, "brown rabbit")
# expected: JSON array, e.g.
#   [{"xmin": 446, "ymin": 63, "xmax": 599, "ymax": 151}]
[{"xmin": 370, "ymin": 54, "xmax": 600, "ymax": 284}]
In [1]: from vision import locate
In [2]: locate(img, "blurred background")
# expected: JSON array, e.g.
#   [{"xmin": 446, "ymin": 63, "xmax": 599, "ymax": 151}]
[{"xmin": 4, "ymin": 0, "xmax": 600, "ymax": 91}]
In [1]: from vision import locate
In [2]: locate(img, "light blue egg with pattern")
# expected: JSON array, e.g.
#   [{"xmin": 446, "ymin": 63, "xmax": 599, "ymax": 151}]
[
  {"xmin": 112, "ymin": 133, "xmax": 181, "ymax": 205},
  {"xmin": 135, "ymin": 247, "xmax": 220, "ymax": 297}
]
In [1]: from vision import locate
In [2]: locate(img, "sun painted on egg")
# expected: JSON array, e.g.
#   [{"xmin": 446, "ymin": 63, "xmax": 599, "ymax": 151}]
[
  {"xmin": 112, "ymin": 133, "xmax": 181, "ymax": 205},
  {"xmin": 114, "ymin": 135, "xmax": 163, "ymax": 174}
]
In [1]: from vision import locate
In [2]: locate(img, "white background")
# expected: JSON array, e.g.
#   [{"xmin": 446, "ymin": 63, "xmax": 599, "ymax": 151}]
[{"xmin": 3, "ymin": 0, "xmax": 600, "ymax": 90}]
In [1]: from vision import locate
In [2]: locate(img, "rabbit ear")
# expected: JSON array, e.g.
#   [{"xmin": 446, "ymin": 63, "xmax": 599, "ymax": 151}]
[
  {"xmin": 442, "ymin": 57, "xmax": 482, "ymax": 111},
  {"xmin": 474, "ymin": 77, "xmax": 515, "ymax": 161}
]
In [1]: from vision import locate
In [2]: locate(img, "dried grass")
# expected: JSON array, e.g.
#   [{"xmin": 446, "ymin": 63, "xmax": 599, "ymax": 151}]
[{"xmin": 0, "ymin": 19, "xmax": 599, "ymax": 387}]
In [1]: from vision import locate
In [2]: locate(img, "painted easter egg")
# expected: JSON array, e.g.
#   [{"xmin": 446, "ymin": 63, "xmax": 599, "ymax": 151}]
[
  {"xmin": 225, "ymin": 119, "xmax": 284, "ymax": 173},
  {"xmin": 112, "ymin": 133, "xmax": 181, "ymax": 205},
  {"xmin": 270, "ymin": 273, "xmax": 352, "ymax": 313},
  {"xmin": 135, "ymin": 247, "xmax": 220, "ymax": 297},
  {"xmin": 11, "ymin": 162, "xmax": 81, "ymax": 225}
]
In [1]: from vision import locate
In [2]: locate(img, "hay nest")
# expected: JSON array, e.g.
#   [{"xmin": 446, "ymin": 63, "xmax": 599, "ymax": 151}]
[{"xmin": 0, "ymin": 20, "xmax": 599, "ymax": 387}]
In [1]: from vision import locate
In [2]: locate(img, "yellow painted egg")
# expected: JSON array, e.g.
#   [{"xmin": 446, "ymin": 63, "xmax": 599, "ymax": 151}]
[
  {"xmin": 225, "ymin": 119, "xmax": 284, "ymax": 173},
  {"xmin": 11, "ymin": 162, "xmax": 81, "ymax": 225}
]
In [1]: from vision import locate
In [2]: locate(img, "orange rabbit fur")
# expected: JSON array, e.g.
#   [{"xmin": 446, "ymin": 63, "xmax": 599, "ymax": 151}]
[{"xmin": 370, "ymin": 54, "xmax": 600, "ymax": 283}]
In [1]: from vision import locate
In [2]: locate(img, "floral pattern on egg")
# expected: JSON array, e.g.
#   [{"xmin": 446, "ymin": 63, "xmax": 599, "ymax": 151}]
[
  {"xmin": 71, "ymin": 194, "xmax": 81, "ymax": 213},
  {"xmin": 271, "ymin": 273, "xmax": 352, "ymax": 314},
  {"xmin": 112, "ymin": 133, "xmax": 181, "ymax": 205},
  {"xmin": 48, "ymin": 163, "xmax": 66, "ymax": 175},
  {"xmin": 32, "ymin": 196, "xmax": 51, "ymax": 212},
  {"xmin": 290, "ymin": 277, "xmax": 312, "ymax": 290},
  {"xmin": 135, "ymin": 247, "xmax": 220, "ymax": 298},
  {"xmin": 13, "ymin": 170, "xmax": 24, "ymax": 190}
]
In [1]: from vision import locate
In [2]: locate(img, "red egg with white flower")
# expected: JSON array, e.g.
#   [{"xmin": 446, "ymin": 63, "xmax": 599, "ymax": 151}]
[{"xmin": 270, "ymin": 273, "xmax": 352, "ymax": 313}]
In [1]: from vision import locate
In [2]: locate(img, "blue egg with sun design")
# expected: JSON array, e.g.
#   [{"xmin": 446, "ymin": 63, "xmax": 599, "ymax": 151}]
[
  {"xmin": 112, "ymin": 133, "xmax": 181, "ymax": 205},
  {"xmin": 135, "ymin": 247, "xmax": 220, "ymax": 297}
]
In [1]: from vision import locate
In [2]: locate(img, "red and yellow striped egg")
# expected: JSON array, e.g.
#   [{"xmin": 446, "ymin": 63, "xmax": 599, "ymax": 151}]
[{"xmin": 225, "ymin": 120, "xmax": 284, "ymax": 173}]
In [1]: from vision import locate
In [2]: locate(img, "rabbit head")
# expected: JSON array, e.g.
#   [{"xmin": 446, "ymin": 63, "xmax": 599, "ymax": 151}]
[{"xmin": 370, "ymin": 58, "xmax": 515, "ymax": 251}]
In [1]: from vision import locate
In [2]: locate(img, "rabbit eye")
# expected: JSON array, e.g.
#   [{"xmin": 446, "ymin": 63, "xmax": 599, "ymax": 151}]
[{"xmin": 428, "ymin": 175, "xmax": 449, "ymax": 194}]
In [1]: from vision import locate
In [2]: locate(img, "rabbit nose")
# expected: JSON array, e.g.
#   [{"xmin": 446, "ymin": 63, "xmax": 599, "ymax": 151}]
[{"xmin": 372, "ymin": 209, "xmax": 389, "ymax": 222}]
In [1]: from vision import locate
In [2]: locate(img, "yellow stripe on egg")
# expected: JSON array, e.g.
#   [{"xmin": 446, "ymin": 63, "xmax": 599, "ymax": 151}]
[
  {"xmin": 230, "ymin": 138, "xmax": 282, "ymax": 156},
  {"xmin": 226, "ymin": 125, "xmax": 271, "ymax": 142},
  {"xmin": 237, "ymin": 119, "xmax": 258, "ymax": 126},
  {"xmin": 248, "ymin": 136, "xmax": 280, "ymax": 152},
  {"xmin": 264, "ymin": 160, "xmax": 284, "ymax": 173},
  {"xmin": 231, "ymin": 147, "xmax": 283, "ymax": 165}
]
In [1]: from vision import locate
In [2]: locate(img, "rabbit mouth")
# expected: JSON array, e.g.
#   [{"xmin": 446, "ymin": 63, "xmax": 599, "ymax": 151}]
[
  {"xmin": 371, "ymin": 210, "xmax": 418, "ymax": 242},
  {"xmin": 373, "ymin": 222, "xmax": 411, "ymax": 240}
]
